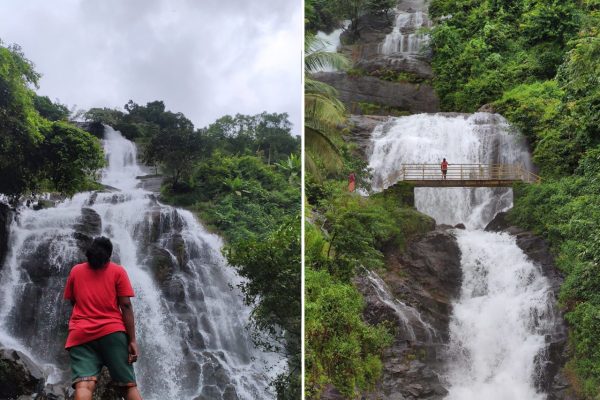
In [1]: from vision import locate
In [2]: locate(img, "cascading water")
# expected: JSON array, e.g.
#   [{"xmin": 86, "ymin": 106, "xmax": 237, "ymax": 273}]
[
  {"xmin": 0, "ymin": 126, "xmax": 280, "ymax": 399},
  {"xmin": 444, "ymin": 230, "xmax": 557, "ymax": 400},
  {"xmin": 365, "ymin": 270, "xmax": 437, "ymax": 343},
  {"xmin": 369, "ymin": 113, "xmax": 532, "ymax": 228},
  {"xmin": 367, "ymin": 113, "xmax": 560, "ymax": 399},
  {"xmin": 380, "ymin": 10, "xmax": 430, "ymax": 55}
]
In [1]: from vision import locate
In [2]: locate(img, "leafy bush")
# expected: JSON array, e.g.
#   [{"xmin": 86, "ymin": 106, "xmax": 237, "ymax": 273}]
[{"xmin": 305, "ymin": 267, "xmax": 392, "ymax": 398}]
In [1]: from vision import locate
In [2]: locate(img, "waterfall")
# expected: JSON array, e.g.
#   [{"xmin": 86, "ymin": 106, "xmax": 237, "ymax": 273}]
[
  {"xmin": 314, "ymin": 21, "xmax": 350, "ymax": 72},
  {"xmin": 368, "ymin": 113, "xmax": 532, "ymax": 229},
  {"xmin": 365, "ymin": 270, "xmax": 437, "ymax": 343},
  {"xmin": 367, "ymin": 113, "xmax": 559, "ymax": 399},
  {"xmin": 0, "ymin": 126, "xmax": 280, "ymax": 399},
  {"xmin": 380, "ymin": 10, "xmax": 430, "ymax": 56},
  {"xmin": 444, "ymin": 230, "xmax": 556, "ymax": 400}
]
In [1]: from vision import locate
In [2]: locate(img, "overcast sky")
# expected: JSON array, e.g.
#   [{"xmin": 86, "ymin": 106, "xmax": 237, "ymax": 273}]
[{"xmin": 0, "ymin": 0, "xmax": 302, "ymax": 134}]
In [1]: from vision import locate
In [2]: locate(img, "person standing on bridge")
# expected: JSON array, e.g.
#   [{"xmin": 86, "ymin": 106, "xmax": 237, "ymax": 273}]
[
  {"xmin": 64, "ymin": 237, "xmax": 143, "ymax": 400},
  {"xmin": 441, "ymin": 158, "xmax": 449, "ymax": 180}
]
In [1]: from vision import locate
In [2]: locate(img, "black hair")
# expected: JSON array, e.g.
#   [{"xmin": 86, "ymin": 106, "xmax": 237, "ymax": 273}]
[{"xmin": 86, "ymin": 236, "xmax": 113, "ymax": 270}]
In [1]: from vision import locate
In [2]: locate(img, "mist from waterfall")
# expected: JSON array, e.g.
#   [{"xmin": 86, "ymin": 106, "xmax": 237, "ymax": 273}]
[
  {"xmin": 367, "ymin": 113, "xmax": 558, "ymax": 399},
  {"xmin": 0, "ymin": 126, "xmax": 281, "ymax": 399}
]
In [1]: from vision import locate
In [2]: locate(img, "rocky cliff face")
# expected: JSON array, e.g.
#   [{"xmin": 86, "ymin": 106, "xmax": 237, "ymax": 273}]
[
  {"xmin": 0, "ymin": 202, "xmax": 11, "ymax": 271},
  {"xmin": 314, "ymin": 72, "xmax": 439, "ymax": 115},
  {"xmin": 314, "ymin": 0, "xmax": 439, "ymax": 116},
  {"xmin": 353, "ymin": 227, "xmax": 462, "ymax": 400}
]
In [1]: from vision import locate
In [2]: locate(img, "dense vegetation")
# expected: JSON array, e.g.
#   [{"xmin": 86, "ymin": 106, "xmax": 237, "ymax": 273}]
[
  {"xmin": 306, "ymin": 0, "xmax": 396, "ymax": 37},
  {"xmin": 430, "ymin": 0, "xmax": 600, "ymax": 396},
  {"xmin": 0, "ymin": 41, "xmax": 103, "ymax": 197},
  {"xmin": 87, "ymin": 102, "xmax": 301, "ymax": 398}
]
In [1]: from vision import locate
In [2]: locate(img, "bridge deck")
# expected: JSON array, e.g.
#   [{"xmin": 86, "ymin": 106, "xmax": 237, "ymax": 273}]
[
  {"xmin": 384, "ymin": 164, "xmax": 541, "ymax": 188},
  {"xmin": 405, "ymin": 179, "xmax": 521, "ymax": 188}
]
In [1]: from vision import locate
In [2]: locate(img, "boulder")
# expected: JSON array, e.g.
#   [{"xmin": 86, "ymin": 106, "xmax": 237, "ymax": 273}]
[
  {"xmin": 73, "ymin": 208, "xmax": 102, "ymax": 251},
  {"xmin": 0, "ymin": 348, "xmax": 45, "ymax": 398}
]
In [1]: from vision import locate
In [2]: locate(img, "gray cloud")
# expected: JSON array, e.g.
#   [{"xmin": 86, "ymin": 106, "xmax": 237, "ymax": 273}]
[{"xmin": 0, "ymin": 0, "xmax": 302, "ymax": 133}]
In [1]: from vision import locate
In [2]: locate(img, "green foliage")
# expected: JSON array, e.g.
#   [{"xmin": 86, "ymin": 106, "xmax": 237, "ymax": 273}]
[
  {"xmin": 37, "ymin": 122, "xmax": 104, "ymax": 195},
  {"xmin": 305, "ymin": 267, "xmax": 392, "ymax": 398},
  {"xmin": 162, "ymin": 154, "xmax": 299, "ymax": 243},
  {"xmin": 429, "ymin": 0, "xmax": 581, "ymax": 111},
  {"xmin": 33, "ymin": 95, "xmax": 69, "ymax": 121},
  {"xmin": 0, "ymin": 41, "xmax": 103, "ymax": 197},
  {"xmin": 226, "ymin": 217, "xmax": 301, "ymax": 399},
  {"xmin": 305, "ymin": 160, "xmax": 431, "ymax": 396},
  {"xmin": 510, "ymin": 147, "xmax": 600, "ymax": 397},
  {"xmin": 203, "ymin": 112, "xmax": 299, "ymax": 164},
  {"xmin": 305, "ymin": 0, "xmax": 395, "ymax": 37}
]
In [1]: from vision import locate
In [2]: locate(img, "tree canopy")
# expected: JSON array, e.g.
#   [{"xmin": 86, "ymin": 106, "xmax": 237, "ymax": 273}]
[{"xmin": 0, "ymin": 41, "xmax": 103, "ymax": 197}]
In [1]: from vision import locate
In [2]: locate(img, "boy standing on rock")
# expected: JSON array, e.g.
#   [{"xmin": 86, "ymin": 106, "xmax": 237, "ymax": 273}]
[{"xmin": 64, "ymin": 237, "xmax": 143, "ymax": 400}]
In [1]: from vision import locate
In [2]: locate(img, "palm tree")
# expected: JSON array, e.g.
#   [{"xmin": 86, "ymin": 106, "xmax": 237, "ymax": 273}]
[{"xmin": 305, "ymin": 33, "xmax": 350, "ymax": 177}]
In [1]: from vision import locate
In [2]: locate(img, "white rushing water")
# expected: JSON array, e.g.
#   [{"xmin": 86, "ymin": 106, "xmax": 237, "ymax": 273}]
[
  {"xmin": 367, "ymin": 113, "xmax": 558, "ymax": 399},
  {"xmin": 380, "ymin": 10, "xmax": 430, "ymax": 55},
  {"xmin": 445, "ymin": 230, "xmax": 556, "ymax": 400},
  {"xmin": 0, "ymin": 127, "xmax": 280, "ymax": 399},
  {"xmin": 369, "ymin": 113, "xmax": 532, "ymax": 228}
]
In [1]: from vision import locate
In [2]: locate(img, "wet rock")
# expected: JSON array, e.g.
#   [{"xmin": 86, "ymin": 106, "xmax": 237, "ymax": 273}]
[
  {"xmin": 33, "ymin": 199, "xmax": 57, "ymax": 210},
  {"xmin": 454, "ymin": 223, "xmax": 465, "ymax": 230},
  {"xmin": 354, "ymin": 227, "xmax": 461, "ymax": 400},
  {"xmin": 478, "ymin": 103, "xmax": 496, "ymax": 113},
  {"xmin": 0, "ymin": 348, "xmax": 45, "ymax": 398},
  {"xmin": 314, "ymin": 72, "xmax": 439, "ymax": 115},
  {"xmin": 73, "ymin": 208, "xmax": 102, "ymax": 250},
  {"xmin": 199, "ymin": 385, "xmax": 222, "ymax": 399},
  {"xmin": 346, "ymin": 115, "xmax": 391, "ymax": 159},
  {"xmin": 136, "ymin": 174, "xmax": 164, "ymax": 193},
  {"xmin": 148, "ymin": 245, "xmax": 177, "ymax": 286},
  {"xmin": 222, "ymin": 385, "xmax": 238, "ymax": 400},
  {"xmin": 484, "ymin": 211, "xmax": 510, "ymax": 232},
  {"xmin": 0, "ymin": 202, "xmax": 12, "ymax": 269}
]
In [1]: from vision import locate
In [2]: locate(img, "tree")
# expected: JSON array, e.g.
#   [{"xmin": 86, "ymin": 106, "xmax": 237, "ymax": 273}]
[
  {"xmin": 304, "ymin": 34, "xmax": 350, "ymax": 178},
  {"xmin": 0, "ymin": 41, "xmax": 103, "ymax": 197},
  {"xmin": 144, "ymin": 116, "xmax": 202, "ymax": 189},
  {"xmin": 33, "ymin": 95, "xmax": 70, "ymax": 121},
  {"xmin": 38, "ymin": 121, "xmax": 104, "ymax": 195},
  {"xmin": 226, "ymin": 217, "xmax": 301, "ymax": 399}
]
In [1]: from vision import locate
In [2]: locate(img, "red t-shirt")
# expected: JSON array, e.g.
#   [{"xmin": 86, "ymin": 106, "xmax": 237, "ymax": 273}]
[{"xmin": 64, "ymin": 261, "xmax": 135, "ymax": 348}]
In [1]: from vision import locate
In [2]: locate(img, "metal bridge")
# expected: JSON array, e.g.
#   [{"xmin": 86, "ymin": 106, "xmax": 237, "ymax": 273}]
[{"xmin": 384, "ymin": 164, "xmax": 541, "ymax": 187}]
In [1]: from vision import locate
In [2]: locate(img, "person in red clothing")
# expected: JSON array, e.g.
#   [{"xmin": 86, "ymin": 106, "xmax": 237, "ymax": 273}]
[
  {"xmin": 441, "ymin": 158, "xmax": 449, "ymax": 180},
  {"xmin": 348, "ymin": 172, "xmax": 356, "ymax": 192},
  {"xmin": 64, "ymin": 237, "xmax": 143, "ymax": 400}
]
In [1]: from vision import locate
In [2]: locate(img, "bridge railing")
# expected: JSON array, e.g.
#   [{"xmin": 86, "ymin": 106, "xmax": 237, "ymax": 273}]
[{"xmin": 384, "ymin": 163, "xmax": 541, "ymax": 185}]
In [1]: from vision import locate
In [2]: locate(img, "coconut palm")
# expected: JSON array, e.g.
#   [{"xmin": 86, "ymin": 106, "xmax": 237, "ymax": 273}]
[{"xmin": 305, "ymin": 33, "xmax": 350, "ymax": 177}]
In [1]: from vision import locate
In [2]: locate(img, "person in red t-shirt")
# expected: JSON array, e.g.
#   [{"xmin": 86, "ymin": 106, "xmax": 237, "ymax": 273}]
[
  {"xmin": 64, "ymin": 237, "xmax": 143, "ymax": 400},
  {"xmin": 441, "ymin": 158, "xmax": 449, "ymax": 180}
]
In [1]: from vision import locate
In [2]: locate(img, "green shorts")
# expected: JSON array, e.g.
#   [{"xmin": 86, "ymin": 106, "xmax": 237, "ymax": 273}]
[{"xmin": 69, "ymin": 331, "xmax": 136, "ymax": 388}]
